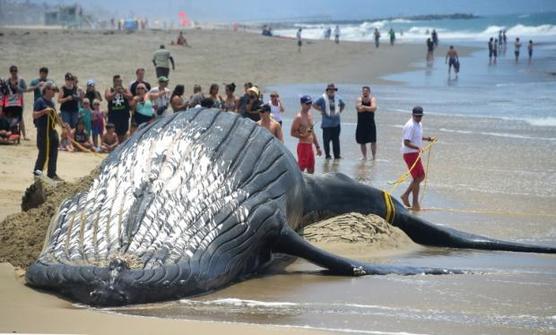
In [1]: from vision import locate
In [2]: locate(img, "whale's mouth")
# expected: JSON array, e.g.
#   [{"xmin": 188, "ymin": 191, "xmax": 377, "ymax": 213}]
[{"xmin": 89, "ymin": 285, "xmax": 129, "ymax": 306}]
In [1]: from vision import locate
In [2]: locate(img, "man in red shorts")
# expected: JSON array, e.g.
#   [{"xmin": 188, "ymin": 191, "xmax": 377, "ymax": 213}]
[
  {"xmin": 291, "ymin": 95, "xmax": 322, "ymax": 174},
  {"xmin": 400, "ymin": 106, "xmax": 435, "ymax": 211}
]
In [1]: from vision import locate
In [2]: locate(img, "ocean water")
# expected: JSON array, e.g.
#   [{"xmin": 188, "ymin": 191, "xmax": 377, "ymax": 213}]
[
  {"xmin": 274, "ymin": 12, "xmax": 556, "ymax": 43},
  {"xmin": 111, "ymin": 15, "xmax": 556, "ymax": 335}
]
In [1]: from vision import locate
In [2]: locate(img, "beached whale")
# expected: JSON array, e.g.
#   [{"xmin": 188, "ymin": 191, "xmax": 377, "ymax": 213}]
[{"xmin": 25, "ymin": 108, "xmax": 555, "ymax": 306}]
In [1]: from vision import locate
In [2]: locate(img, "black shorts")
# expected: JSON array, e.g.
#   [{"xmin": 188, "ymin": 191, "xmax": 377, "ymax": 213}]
[
  {"xmin": 155, "ymin": 67, "xmax": 170, "ymax": 78},
  {"xmin": 108, "ymin": 111, "xmax": 130, "ymax": 136},
  {"xmin": 297, "ymin": 40, "xmax": 302, "ymax": 47}
]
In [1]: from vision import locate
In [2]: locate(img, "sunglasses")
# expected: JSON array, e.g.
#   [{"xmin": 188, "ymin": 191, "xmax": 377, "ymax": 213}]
[{"xmin": 270, "ymin": 95, "xmax": 278, "ymax": 98}]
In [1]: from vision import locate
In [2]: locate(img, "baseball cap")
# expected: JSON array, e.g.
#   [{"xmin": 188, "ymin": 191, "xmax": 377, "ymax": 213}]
[
  {"xmin": 258, "ymin": 104, "xmax": 271, "ymax": 113},
  {"xmin": 158, "ymin": 76, "xmax": 169, "ymax": 82},
  {"xmin": 412, "ymin": 106, "xmax": 424, "ymax": 116},
  {"xmin": 300, "ymin": 95, "xmax": 312, "ymax": 104},
  {"xmin": 86, "ymin": 79, "xmax": 95, "ymax": 86}
]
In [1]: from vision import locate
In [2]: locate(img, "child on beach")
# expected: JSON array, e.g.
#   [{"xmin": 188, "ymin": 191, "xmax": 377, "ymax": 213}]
[
  {"xmin": 79, "ymin": 98, "xmax": 93, "ymax": 136},
  {"xmin": 91, "ymin": 99, "xmax": 105, "ymax": 149},
  {"xmin": 73, "ymin": 119, "xmax": 94, "ymax": 152},
  {"xmin": 101, "ymin": 123, "xmax": 119, "ymax": 153},
  {"xmin": 59, "ymin": 126, "xmax": 74, "ymax": 152}
]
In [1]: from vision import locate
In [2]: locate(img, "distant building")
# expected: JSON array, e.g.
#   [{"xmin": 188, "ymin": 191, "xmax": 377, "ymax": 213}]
[{"xmin": 45, "ymin": 4, "xmax": 93, "ymax": 28}]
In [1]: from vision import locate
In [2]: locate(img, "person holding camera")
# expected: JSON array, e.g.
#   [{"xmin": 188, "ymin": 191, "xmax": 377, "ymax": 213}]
[
  {"xmin": 105, "ymin": 74, "xmax": 132, "ymax": 143},
  {"xmin": 58, "ymin": 73, "xmax": 82, "ymax": 129},
  {"xmin": 149, "ymin": 76, "xmax": 172, "ymax": 118}
]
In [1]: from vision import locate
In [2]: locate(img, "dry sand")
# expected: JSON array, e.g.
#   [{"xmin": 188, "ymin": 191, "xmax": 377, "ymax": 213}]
[{"xmin": 0, "ymin": 28, "xmax": 449, "ymax": 334}]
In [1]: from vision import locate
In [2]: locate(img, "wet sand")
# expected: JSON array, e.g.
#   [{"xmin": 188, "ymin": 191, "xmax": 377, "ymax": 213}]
[{"xmin": 0, "ymin": 28, "xmax": 446, "ymax": 335}]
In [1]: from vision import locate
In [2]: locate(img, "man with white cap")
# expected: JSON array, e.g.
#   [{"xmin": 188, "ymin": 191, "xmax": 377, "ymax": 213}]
[{"xmin": 400, "ymin": 106, "xmax": 436, "ymax": 211}]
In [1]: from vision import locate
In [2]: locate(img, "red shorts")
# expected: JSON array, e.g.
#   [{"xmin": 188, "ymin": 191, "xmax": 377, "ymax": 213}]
[
  {"xmin": 403, "ymin": 152, "xmax": 425, "ymax": 179},
  {"xmin": 297, "ymin": 143, "xmax": 315, "ymax": 171}
]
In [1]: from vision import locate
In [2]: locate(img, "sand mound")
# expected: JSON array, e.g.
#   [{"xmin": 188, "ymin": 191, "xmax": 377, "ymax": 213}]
[
  {"xmin": 0, "ymin": 171, "xmax": 98, "ymax": 268},
  {"xmin": 302, "ymin": 212, "xmax": 413, "ymax": 249}
]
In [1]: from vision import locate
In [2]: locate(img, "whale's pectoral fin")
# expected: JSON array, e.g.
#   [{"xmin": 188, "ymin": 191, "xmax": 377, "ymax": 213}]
[{"xmin": 272, "ymin": 227, "xmax": 462, "ymax": 276}]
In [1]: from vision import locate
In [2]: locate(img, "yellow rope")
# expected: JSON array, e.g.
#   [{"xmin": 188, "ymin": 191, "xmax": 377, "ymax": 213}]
[
  {"xmin": 46, "ymin": 108, "xmax": 104, "ymax": 158},
  {"xmin": 385, "ymin": 139, "xmax": 554, "ymax": 219},
  {"xmin": 389, "ymin": 138, "xmax": 438, "ymax": 194}
]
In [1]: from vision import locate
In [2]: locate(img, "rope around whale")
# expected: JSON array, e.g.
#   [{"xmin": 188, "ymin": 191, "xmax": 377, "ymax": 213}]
[{"xmin": 46, "ymin": 107, "xmax": 104, "ymax": 158}]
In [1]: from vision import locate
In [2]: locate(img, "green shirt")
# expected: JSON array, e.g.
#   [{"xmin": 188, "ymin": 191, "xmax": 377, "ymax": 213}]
[
  {"xmin": 79, "ymin": 108, "xmax": 93, "ymax": 136},
  {"xmin": 153, "ymin": 49, "xmax": 172, "ymax": 68}
]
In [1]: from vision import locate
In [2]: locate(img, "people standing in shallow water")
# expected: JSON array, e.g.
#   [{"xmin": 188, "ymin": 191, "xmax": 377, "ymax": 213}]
[
  {"xmin": 291, "ymin": 95, "xmax": 321, "ymax": 174},
  {"xmin": 312, "ymin": 83, "xmax": 345, "ymax": 160},
  {"xmin": 400, "ymin": 106, "xmax": 436, "ymax": 211},
  {"xmin": 373, "ymin": 28, "xmax": 380, "ymax": 48},
  {"xmin": 431, "ymin": 29, "xmax": 438, "ymax": 48},
  {"xmin": 297, "ymin": 28, "xmax": 302, "ymax": 53},
  {"xmin": 426, "ymin": 38, "xmax": 434, "ymax": 63},
  {"xmin": 445, "ymin": 45, "xmax": 459, "ymax": 78},
  {"xmin": 528, "ymin": 40, "xmax": 534, "ymax": 63},
  {"xmin": 514, "ymin": 37, "xmax": 522, "ymax": 63},
  {"xmin": 493, "ymin": 38, "xmax": 498, "ymax": 63},
  {"xmin": 488, "ymin": 37, "xmax": 494, "ymax": 64},
  {"xmin": 355, "ymin": 86, "xmax": 378, "ymax": 161},
  {"xmin": 389, "ymin": 28, "xmax": 396, "ymax": 46}
]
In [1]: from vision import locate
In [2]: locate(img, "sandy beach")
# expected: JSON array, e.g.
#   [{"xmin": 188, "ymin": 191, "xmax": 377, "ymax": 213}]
[
  {"xmin": 2, "ymin": 25, "xmax": 555, "ymax": 334},
  {"xmin": 0, "ymin": 28, "xmax": 451, "ymax": 335}
]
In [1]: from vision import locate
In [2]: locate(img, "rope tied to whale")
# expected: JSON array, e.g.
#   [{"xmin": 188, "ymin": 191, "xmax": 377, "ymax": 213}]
[{"xmin": 45, "ymin": 107, "xmax": 104, "ymax": 158}]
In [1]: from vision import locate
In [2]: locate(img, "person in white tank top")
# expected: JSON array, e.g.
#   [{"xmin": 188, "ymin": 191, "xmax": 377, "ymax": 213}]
[{"xmin": 268, "ymin": 91, "xmax": 284, "ymax": 125}]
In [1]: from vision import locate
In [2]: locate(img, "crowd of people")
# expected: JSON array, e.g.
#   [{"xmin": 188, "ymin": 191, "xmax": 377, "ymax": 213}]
[
  {"xmin": 488, "ymin": 32, "xmax": 533, "ymax": 64},
  {"xmin": 1, "ymin": 61, "xmax": 433, "ymax": 210}
]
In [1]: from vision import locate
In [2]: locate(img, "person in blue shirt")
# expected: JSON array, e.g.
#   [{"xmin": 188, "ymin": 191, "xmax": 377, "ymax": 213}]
[
  {"xmin": 312, "ymin": 83, "xmax": 345, "ymax": 159},
  {"xmin": 32, "ymin": 81, "xmax": 63, "ymax": 181}
]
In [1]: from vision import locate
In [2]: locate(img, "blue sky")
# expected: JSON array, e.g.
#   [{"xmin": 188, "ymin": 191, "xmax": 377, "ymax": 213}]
[{"xmin": 53, "ymin": 0, "xmax": 556, "ymax": 22}]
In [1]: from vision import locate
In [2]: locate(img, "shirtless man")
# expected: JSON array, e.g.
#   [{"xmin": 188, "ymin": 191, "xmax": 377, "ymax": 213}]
[
  {"xmin": 101, "ymin": 123, "xmax": 120, "ymax": 153},
  {"xmin": 445, "ymin": 45, "xmax": 459, "ymax": 78},
  {"xmin": 257, "ymin": 104, "xmax": 283, "ymax": 142},
  {"xmin": 290, "ymin": 95, "xmax": 322, "ymax": 174}
]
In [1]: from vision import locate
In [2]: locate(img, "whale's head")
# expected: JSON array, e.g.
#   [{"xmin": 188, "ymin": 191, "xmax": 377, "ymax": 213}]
[{"xmin": 27, "ymin": 109, "xmax": 304, "ymax": 305}]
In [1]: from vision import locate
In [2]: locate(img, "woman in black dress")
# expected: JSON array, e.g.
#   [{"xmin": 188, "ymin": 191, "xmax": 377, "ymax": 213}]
[{"xmin": 355, "ymin": 86, "xmax": 377, "ymax": 160}]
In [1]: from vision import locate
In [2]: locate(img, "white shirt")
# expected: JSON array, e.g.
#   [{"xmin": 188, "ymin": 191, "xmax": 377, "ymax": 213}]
[
  {"xmin": 268, "ymin": 101, "xmax": 283, "ymax": 122},
  {"xmin": 149, "ymin": 86, "xmax": 171, "ymax": 117},
  {"xmin": 401, "ymin": 118, "xmax": 423, "ymax": 154}
]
